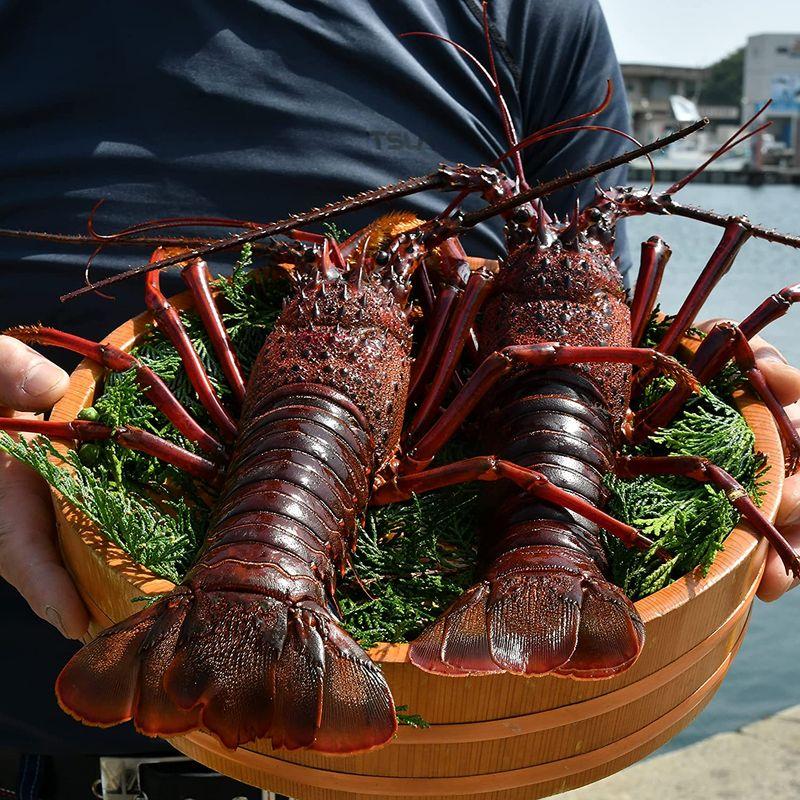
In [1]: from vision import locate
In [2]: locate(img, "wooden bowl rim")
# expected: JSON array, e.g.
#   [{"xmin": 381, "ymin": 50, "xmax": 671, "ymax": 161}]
[{"xmin": 49, "ymin": 286, "xmax": 783, "ymax": 664}]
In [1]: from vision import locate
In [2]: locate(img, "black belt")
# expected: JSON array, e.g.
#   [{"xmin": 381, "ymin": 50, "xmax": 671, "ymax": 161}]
[{"xmin": 1, "ymin": 752, "xmax": 290, "ymax": 800}]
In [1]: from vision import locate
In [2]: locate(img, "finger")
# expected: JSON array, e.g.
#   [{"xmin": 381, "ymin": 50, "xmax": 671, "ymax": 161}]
[
  {"xmin": 0, "ymin": 335, "xmax": 69, "ymax": 412},
  {"xmin": 757, "ymin": 472, "xmax": 800, "ymax": 602},
  {"xmin": 785, "ymin": 401, "xmax": 800, "ymax": 429},
  {"xmin": 757, "ymin": 527, "xmax": 800, "ymax": 601},
  {"xmin": 0, "ymin": 427, "xmax": 89, "ymax": 638},
  {"xmin": 695, "ymin": 321, "xmax": 800, "ymax": 406},
  {"xmin": 750, "ymin": 335, "xmax": 800, "ymax": 407},
  {"xmin": 695, "ymin": 317, "xmax": 728, "ymax": 334}
]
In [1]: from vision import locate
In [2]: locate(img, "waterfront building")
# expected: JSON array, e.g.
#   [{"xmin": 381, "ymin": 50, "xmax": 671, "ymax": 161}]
[
  {"xmin": 621, "ymin": 63, "xmax": 740, "ymax": 149},
  {"xmin": 743, "ymin": 34, "xmax": 800, "ymax": 167}
]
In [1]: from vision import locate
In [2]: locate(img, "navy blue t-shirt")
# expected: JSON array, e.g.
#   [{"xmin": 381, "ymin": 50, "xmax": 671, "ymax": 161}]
[{"xmin": 0, "ymin": 0, "xmax": 630, "ymax": 753}]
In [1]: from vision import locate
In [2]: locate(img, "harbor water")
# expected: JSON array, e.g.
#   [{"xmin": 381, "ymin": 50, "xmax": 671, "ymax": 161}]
[{"xmin": 625, "ymin": 183, "xmax": 800, "ymax": 750}]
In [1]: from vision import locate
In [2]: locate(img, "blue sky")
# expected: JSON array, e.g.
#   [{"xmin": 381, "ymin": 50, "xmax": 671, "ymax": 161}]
[{"xmin": 600, "ymin": 0, "xmax": 800, "ymax": 66}]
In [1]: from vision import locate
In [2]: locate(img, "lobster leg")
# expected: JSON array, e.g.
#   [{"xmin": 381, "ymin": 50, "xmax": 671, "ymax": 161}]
[
  {"xmin": 438, "ymin": 237, "xmax": 483, "ymax": 364},
  {"xmin": 181, "ymin": 259, "xmax": 247, "ymax": 406},
  {"xmin": 0, "ymin": 418, "xmax": 220, "ymax": 482},
  {"xmin": 415, "ymin": 261, "xmax": 437, "ymax": 313},
  {"xmin": 630, "ymin": 237, "xmax": 671, "ymax": 346},
  {"xmin": 408, "ymin": 239, "xmax": 473, "ymax": 401},
  {"xmin": 634, "ymin": 321, "xmax": 800, "ymax": 472},
  {"xmin": 617, "ymin": 455, "xmax": 800, "ymax": 578},
  {"xmin": 405, "ymin": 268, "xmax": 494, "ymax": 440},
  {"xmin": 403, "ymin": 344, "xmax": 698, "ymax": 470},
  {"xmin": 145, "ymin": 254, "xmax": 237, "ymax": 441},
  {"xmin": 740, "ymin": 282, "xmax": 800, "ymax": 338},
  {"xmin": 374, "ymin": 455, "xmax": 664, "ymax": 556},
  {"xmin": 634, "ymin": 284, "xmax": 800, "ymax": 447},
  {"xmin": 408, "ymin": 284, "xmax": 460, "ymax": 402},
  {"xmin": 633, "ymin": 219, "xmax": 752, "ymax": 393},
  {"xmin": 3, "ymin": 326, "xmax": 223, "ymax": 457}
]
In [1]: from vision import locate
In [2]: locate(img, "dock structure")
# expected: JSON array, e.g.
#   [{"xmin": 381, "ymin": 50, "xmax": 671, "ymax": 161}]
[
  {"xmin": 621, "ymin": 35, "xmax": 800, "ymax": 186},
  {"xmin": 622, "ymin": 63, "xmax": 739, "ymax": 146},
  {"xmin": 628, "ymin": 163, "xmax": 800, "ymax": 185}
]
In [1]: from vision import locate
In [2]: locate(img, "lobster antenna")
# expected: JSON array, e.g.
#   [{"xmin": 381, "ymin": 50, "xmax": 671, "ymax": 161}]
[
  {"xmin": 89, "ymin": 211, "xmax": 263, "ymax": 241},
  {"xmin": 523, "ymin": 80, "xmax": 614, "ymax": 143},
  {"xmin": 63, "ymin": 120, "xmax": 710, "ymax": 303},
  {"xmin": 0, "ymin": 229, "xmax": 224, "ymax": 249},
  {"xmin": 399, "ymin": 28, "xmax": 523, "ymax": 182},
  {"xmin": 480, "ymin": 0, "xmax": 527, "ymax": 188},
  {"xmin": 457, "ymin": 118, "xmax": 709, "ymax": 230},
  {"xmin": 665, "ymin": 101, "xmax": 773, "ymax": 194},
  {"xmin": 60, "ymin": 172, "xmax": 444, "ymax": 302},
  {"xmin": 493, "ymin": 123, "xmax": 657, "ymax": 195},
  {"xmin": 642, "ymin": 197, "xmax": 800, "ymax": 250},
  {"xmin": 83, "ymin": 245, "xmax": 116, "ymax": 301},
  {"xmin": 466, "ymin": 114, "xmax": 800, "ymax": 251},
  {"xmin": 83, "ymin": 200, "xmax": 267, "ymax": 290},
  {"xmin": 439, "ymin": 80, "xmax": 617, "ymax": 219}
]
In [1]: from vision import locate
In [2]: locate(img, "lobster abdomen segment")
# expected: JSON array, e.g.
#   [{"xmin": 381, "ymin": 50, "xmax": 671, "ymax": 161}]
[{"xmin": 198, "ymin": 385, "xmax": 374, "ymax": 585}]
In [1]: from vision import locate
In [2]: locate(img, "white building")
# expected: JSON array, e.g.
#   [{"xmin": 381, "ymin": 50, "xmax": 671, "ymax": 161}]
[
  {"xmin": 621, "ymin": 64, "xmax": 739, "ymax": 149},
  {"xmin": 744, "ymin": 34, "xmax": 800, "ymax": 166}
]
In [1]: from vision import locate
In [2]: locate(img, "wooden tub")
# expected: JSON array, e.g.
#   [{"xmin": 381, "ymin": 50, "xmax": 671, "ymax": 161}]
[{"xmin": 48, "ymin": 290, "xmax": 782, "ymax": 800}]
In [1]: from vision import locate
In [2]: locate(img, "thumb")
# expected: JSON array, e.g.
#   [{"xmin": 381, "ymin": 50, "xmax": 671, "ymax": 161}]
[
  {"xmin": 0, "ymin": 335, "xmax": 69, "ymax": 412},
  {"xmin": 0, "ymin": 424, "xmax": 89, "ymax": 638},
  {"xmin": 757, "ymin": 472, "xmax": 800, "ymax": 602}
]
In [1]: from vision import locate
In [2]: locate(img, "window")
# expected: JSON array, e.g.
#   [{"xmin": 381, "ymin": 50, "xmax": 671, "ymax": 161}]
[{"xmin": 650, "ymin": 78, "xmax": 671, "ymax": 101}]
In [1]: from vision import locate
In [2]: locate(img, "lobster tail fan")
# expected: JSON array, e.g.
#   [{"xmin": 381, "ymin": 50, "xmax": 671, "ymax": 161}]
[
  {"xmin": 163, "ymin": 593, "xmax": 396, "ymax": 752},
  {"xmin": 554, "ymin": 579, "xmax": 646, "ymax": 679},
  {"xmin": 312, "ymin": 612, "xmax": 399, "ymax": 753},
  {"xmin": 55, "ymin": 600, "xmax": 165, "ymax": 727},
  {"xmin": 56, "ymin": 593, "xmax": 202, "ymax": 736},
  {"xmin": 162, "ymin": 590, "xmax": 287, "ymax": 748},
  {"xmin": 409, "ymin": 583, "xmax": 499, "ymax": 676},
  {"xmin": 409, "ymin": 547, "xmax": 644, "ymax": 678},
  {"xmin": 58, "ymin": 589, "xmax": 396, "ymax": 753},
  {"xmin": 485, "ymin": 568, "xmax": 584, "ymax": 675},
  {"xmin": 408, "ymin": 569, "xmax": 584, "ymax": 676},
  {"xmin": 133, "ymin": 598, "xmax": 201, "ymax": 735}
]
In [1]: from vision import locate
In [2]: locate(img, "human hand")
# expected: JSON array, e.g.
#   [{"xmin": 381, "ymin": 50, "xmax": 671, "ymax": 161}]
[
  {"xmin": 0, "ymin": 335, "xmax": 89, "ymax": 637},
  {"xmin": 697, "ymin": 320, "xmax": 800, "ymax": 602}
]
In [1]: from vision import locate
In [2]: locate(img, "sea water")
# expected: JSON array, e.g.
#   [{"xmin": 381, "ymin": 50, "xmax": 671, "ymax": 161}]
[{"xmin": 625, "ymin": 183, "xmax": 800, "ymax": 749}]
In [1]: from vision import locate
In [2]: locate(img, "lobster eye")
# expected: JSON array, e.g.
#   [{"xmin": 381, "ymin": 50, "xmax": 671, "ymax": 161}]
[
  {"xmin": 302, "ymin": 248, "xmax": 316, "ymax": 262},
  {"xmin": 374, "ymin": 250, "xmax": 390, "ymax": 266},
  {"xmin": 513, "ymin": 208, "xmax": 530, "ymax": 223}
]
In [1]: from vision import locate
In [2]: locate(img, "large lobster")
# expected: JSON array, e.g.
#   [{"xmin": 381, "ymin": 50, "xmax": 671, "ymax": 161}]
[{"xmin": 2, "ymin": 11, "xmax": 800, "ymax": 755}]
